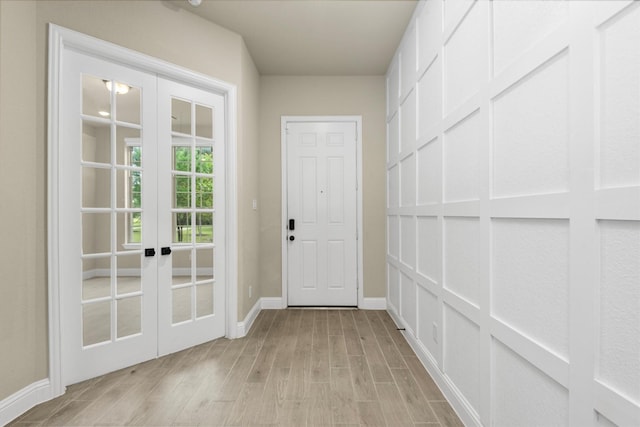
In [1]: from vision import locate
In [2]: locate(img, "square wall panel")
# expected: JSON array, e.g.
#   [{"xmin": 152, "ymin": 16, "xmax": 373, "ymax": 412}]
[
  {"xmin": 599, "ymin": 5, "xmax": 640, "ymax": 188},
  {"xmin": 401, "ymin": 26, "xmax": 417, "ymax": 97},
  {"xmin": 444, "ymin": 0, "xmax": 476, "ymax": 38},
  {"xmin": 444, "ymin": 1, "xmax": 487, "ymax": 115},
  {"xmin": 598, "ymin": 220, "xmax": 640, "ymax": 404},
  {"xmin": 492, "ymin": 219, "xmax": 570, "ymax": 358},
  {"xmin": 493, "ymin": 0, "xmax": 568, "ymax": 75},
  {"xmin": 417, "ymin": 138, "xmax": 441, "ymax": 205},
  {"xmin": 418, "ymin": 285, "xmax": 439, "ymax": 360},
  {"xmin": 388, "ymin": 113, "xmax": 399, "ymax": 163},
  {"xmin": 492, "ymin": 52, "xmax": 569, "ymax": 198},
  {"xmin": 400, "ymin": 154, "xmax": 416, "ymax": 207},
  {"xmin": 387, "ymin": 62, "xmax": 400, "ymax": 116},
  {"xmin": 444, "ymin": 217, "xmax": 480, "ymax": 307},
  {"xmin": 417, "ymin": 55, "xmax": 442, "ymax": 140},
  {"xmin": 400, "ymin": 216, "xmax": 416, "ymax": 269},
  {"xmin": 418, "ymin": 0, "xmax": 442, "ymax": 71},
  {"xmin": 389, "ymin": 263, "xmax": 400, "ymax": 312},
  {"xmin": 444, "ymin": 110, "xmax": 481, "ymax": 202},
  {"xmin": 492, "ymin": 339, "xmax": 569, "ymax": 426},
  {"xmin": 388, "ymin": 215, "xmax": 399, "ymax": 259},
  {"xmin": 388, "ymin": 164, "xmax": 399, "ymax": 209},
  {"xmin": 444, "ymin": 305, "xmax": 480, "ymax": 415},
  {"xmin": 401, "ymin": 272, "xmax": 417, "ymax": 334},
  {"xmin": 401, "ymin": 90, "xmax": 417, "ymax": 153},
  {"xmin": 417, "ymin": 216, "xmax": 439, "ymax": 282}
]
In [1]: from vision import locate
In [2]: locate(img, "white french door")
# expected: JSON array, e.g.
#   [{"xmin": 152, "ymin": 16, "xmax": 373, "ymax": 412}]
[
  {"xmin": 285, "ymin": 121, "xmax": 358, "ymax": 306},
  {"xmin": 157, "ymin": 79, "xmax": 225, "ymax": 355},
  {"xmin": 60, "ymin": 50, "xmax": 225, "ymax": 385}
]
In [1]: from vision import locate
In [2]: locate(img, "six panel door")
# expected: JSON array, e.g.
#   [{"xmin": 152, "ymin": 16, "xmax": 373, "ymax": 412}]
[{"xmin": 286, "ymin": 121, "xmax": 358, "ymax": 306}]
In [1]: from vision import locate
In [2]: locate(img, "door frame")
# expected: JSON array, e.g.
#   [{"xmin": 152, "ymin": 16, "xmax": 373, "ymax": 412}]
[
  {"xmin": 280, "ymin": 116, "xmax": 363, "ymax": 308},
  {"xmin": 47, "ymin": 24, "xmax": 239, "ymax": 397}
]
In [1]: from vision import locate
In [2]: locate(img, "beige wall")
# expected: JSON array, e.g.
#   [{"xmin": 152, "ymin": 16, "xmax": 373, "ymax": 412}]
[
  {"xmin": 258, "ymin": 76, "xmax": 387, "ymax": 300},
  {"xmin": 0, "ymin": 0, "xmax": 260, "ymax": 401},
  {"xmin": 0, "ymin": 0, "xmax": 46, "ymax": 403},
  {"xmin": 237, "ymin": 42, "xmax": 261, "ymax": 318}
]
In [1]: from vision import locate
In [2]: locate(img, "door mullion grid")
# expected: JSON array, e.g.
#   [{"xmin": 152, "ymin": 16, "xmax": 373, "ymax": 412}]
[{"xmin": 63, "ymin": 54, "xmax": 228, "ymax": 382}]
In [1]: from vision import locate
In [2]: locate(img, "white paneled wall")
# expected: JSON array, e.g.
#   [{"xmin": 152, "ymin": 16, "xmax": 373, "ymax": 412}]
[{"xmin": 386, "ymin": 1, "xmax": 640, "ymax": 426}]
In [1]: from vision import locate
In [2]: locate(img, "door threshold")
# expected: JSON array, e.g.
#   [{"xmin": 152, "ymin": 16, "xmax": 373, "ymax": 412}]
[{"xmin": 287, "ymin": 306, "xmax": 358, "ymax": 310}]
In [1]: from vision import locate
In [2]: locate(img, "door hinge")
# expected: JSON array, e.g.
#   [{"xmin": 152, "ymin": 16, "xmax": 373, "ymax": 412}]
[{"xmin": 356, "ymin": 230, "xmax": 358, "ymax": 241}]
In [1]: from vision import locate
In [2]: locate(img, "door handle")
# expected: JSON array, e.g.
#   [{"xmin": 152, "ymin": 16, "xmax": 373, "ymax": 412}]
[
  {"xmin": 161, "ymin": 247, "xmax": 172, "ymax": 255},
  {"xmin": 289, "ymin": 235, "xmax": 295, "ymax": 241},
  {"xmin": 145, "ymin": 248, "xmax": 156, "ymax": 257},
  {"xmin": 289, "ymin": 219, "xmax": 295, "ymax": 231}
]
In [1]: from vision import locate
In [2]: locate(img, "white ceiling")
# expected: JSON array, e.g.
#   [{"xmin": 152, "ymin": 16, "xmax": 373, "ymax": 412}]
[{"xmin": 173, "ymin": 0, "xmax": 417, "ymax": 76}]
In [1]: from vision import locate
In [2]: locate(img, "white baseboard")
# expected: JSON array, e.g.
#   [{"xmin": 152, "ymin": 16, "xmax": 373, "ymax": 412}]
[
  {"xmin": 386, "ymin": 305, "xmax": 481, "ymax": 427},
  {"xmin": 359, "ymin": 297, "xmax": 387, "ymax": 310},
  {"xmin": 0, "ymin": 379, "xmax": 52, "ymax": 426},
  {"xmin": 235, "ymin": 297, "xmax": 285, "ymax": 337},
  {"xmin": 236, "ymin": 298, "xmax": 262, "ymax": 337}
]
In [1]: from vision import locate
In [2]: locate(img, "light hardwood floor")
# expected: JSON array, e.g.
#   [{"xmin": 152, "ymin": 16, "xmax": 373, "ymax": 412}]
[{"xmin": 10, "ymin": 309, "xmax": 463, "ymax": 426}]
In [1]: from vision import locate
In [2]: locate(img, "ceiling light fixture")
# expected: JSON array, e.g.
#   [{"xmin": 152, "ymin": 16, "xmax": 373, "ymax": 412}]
[
  {"xmin": 103, "ymin": 80, "xmax": 130, "ymax": 95},
  {"xmin": 188, "ymin": 0, "xmax": 202, "ymax": 6}
]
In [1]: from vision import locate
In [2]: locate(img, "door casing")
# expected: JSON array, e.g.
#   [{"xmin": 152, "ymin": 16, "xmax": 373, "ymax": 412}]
[
  {"xmin": 48, "ymin": 24, "xmax": 239, "ymax": 398},
  {"xmin": 280, "ymin": 116, "xmax": 364, "ymax": 308}
]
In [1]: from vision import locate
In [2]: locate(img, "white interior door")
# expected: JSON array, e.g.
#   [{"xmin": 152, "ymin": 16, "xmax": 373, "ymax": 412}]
[
  {"xmin": 286, "ymin": 121, "xmax": 358, "ymax": 306},
  {"xmin": 157, "ymin": 79, "xmax": 225, "ymax": 355},
  {"xmin": 60, "ymin": 50, "xmax": 225, "ymax": 385}
]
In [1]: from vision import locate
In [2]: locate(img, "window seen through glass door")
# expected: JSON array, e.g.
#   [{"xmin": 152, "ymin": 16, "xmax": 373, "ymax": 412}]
[{"xmin": 170, "ymin": 97, "xmax": 216, "ymax": 323}]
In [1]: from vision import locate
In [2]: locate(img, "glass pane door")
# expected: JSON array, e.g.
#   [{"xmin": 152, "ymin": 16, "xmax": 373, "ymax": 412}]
[
  {"xmin": 157, "ymin": 79, "xmax": 225, "ymax": 356},
  {"xmin": 61, "ymin": 51, "xmax": 158, "ymax": 385},
  {"xmin": 60, "ymin": 49, "xmax": 226, "ymax": 385}
]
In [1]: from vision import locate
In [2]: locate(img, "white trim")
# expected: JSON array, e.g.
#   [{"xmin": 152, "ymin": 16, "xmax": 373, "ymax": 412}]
[
  {"xmin": 0, "ymin": 380, "xmax": 51, "ymax": 426},
  {"xmin": 225, "ymin": 84, "xmax": 239, "ymax": 339},
  {"xmin": 280, "ymin": 118, "xmax": 289, "ymax": 309},
  {"xmin": 47, "ymin": 23, "xmax": 64, "ymax": 400},
  {"xmin": 386, "ymin": 307, "xmax": 481, "ymax": 427},
  {"xmin": 280, "ymin": 116, "xmax": 364, "ymax": 309},
  {"xmin": 47, "ymin": 24, "xmax": 238, "ymax": 395},
  {"xmin": 235, "ymin": 297, "xmax": 284, "ymax": 337},
  {"xmin": 236, "ymin": 298, "xmax": 262, "ymax": 338},
  {"xmin": 360, "ymin": 298, "xmax": 387, "ymax": 310}
]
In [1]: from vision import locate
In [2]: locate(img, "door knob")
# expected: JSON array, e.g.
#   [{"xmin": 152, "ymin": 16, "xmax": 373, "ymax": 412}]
[{"xmin": 289, "ymin": 235, "xmax": 295, "ymax": 241}]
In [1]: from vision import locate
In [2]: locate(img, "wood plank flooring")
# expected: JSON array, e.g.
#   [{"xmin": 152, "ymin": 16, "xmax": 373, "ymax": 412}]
[{"xmin": 10, "ymin": 309, "xmax": 463, "ymax": 426}]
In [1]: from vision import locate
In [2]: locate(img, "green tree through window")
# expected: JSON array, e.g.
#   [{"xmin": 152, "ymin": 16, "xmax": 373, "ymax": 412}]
[
  {"xmin": 173, "ymin": 146, "xmax": 213, "ymax": 243},
  {"xmin": 128, "ymin": 145, "xmax": 142, "ymax": 244}
]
